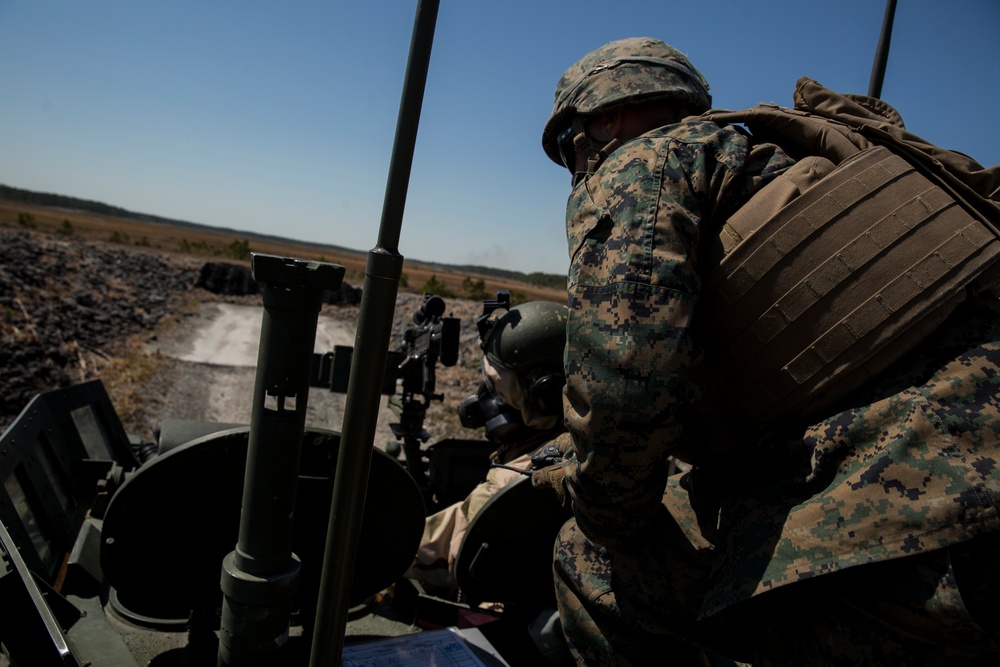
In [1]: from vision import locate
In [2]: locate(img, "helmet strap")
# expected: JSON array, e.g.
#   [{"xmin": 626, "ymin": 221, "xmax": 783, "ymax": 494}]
[
  {"xmin": 570, "ymin": 116, "xmax": 621, "ymax": 181},
  {"xmin": 586, "ymin": 138, "xmax": 621, "ymax": 174}
]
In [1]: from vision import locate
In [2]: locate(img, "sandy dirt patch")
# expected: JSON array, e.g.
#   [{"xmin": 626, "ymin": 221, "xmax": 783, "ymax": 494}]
[{"xmin": 151, "ymin": 301, "xmax": 400, "ymax": 450}]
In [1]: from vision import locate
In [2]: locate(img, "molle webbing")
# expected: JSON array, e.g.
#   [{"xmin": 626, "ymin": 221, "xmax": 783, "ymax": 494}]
[{"xmin": 702, "ymin": 145, "xmax": 1000, "ymax": 424}]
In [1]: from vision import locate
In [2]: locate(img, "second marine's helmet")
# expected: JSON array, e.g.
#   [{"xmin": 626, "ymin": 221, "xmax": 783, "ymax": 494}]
[
  {"xmin": 458, "ymin": 300, "xmax": 568, "ymax": 443},
  {"xmin": 483, "ymin": 300, "xmax": 568, "ymax": 418},
  {"xmin": 541, "ymin": 37, "xmax": 712, "ymax": 166}
]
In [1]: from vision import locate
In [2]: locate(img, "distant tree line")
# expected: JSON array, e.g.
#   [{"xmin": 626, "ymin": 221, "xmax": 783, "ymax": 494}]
[
  {"xmin": 179, "ymin": 237, "xmax": 252, "ymax": 261},
  {"xmin": 427, "ymin": 264, "xmax": 566, "ymax": 291},
  {"xmin": 2, "ymin": 183, "xmax": 567, "ymax": 286},
  {"xmin": 0, "ymin": 184, "xmax": 173, "ymax": 225},
  {"xmin": 419, "ymin": 274, "xmax": 530, "ymax": 304}
]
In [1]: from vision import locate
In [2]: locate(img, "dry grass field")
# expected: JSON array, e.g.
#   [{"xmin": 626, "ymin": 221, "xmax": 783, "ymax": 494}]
[{"xmin": 0, "ymin": 198, "xmax": 565, "ymax": 304}]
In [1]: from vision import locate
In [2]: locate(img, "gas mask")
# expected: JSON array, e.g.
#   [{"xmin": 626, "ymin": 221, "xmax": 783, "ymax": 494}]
[
  {"xmin": 457, "ymin": 380, "xmax": 527, "ymax": 444},
  {"xmin": 457, "ymin": 357, "xmax": 558, "ymax": 444}
]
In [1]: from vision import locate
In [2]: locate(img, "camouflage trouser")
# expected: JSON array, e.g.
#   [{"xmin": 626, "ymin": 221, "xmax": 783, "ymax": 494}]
[
  {"xmin": 553, "ymin": 516, "xmax": 748, "ymax": 667},
  {"xmin": 554, "ymin": 519, "xmax": 1000, "ymax": 666}
]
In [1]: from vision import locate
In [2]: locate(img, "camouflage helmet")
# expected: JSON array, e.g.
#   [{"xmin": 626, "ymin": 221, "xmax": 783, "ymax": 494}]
[
  {"xmin": 483, "ymin": 301, "xmax": 567, "ymax": 374},
  {"xmin": 541, "ymin": 37, "xmax": 712, "ymax": 165}
]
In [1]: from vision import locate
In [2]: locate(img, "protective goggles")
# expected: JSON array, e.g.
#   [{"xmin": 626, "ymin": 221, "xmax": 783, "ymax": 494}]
[{"xmin": 555, "ymin": 121, "xmax": 580, "ymax": 172}]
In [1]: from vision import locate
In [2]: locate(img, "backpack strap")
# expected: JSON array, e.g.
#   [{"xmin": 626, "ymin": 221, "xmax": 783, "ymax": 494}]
[{"xmin": 701, "ymin": 105, "xmax": 871, "ymax": 165}]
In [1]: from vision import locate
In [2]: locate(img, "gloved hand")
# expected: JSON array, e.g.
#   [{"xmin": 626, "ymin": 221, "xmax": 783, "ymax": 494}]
[
  {"xmin": 530, "ymin": 431, "xmax": 574, "ymax": 469},
  {"xmin": 531, "ymin": 463, "xmax": 571, "ymax": 510}
]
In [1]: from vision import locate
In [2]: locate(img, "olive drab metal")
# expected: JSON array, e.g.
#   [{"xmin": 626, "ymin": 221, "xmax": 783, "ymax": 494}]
[
  {"xmin": 309, "ymin": 1, "xmax": 441, "ymax": 664},
  {"xmin": 217, "ymin": 254, "xmax": 344, "ymax": 665}
]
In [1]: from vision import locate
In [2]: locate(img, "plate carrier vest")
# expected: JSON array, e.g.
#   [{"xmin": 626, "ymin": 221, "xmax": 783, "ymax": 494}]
[{"xmin": 699, "ymin": 78, "xmax": 1000, "ymax": 425}]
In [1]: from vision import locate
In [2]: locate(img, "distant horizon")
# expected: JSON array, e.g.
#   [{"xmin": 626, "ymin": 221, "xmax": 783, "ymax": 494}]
[{"xmin": 0, "ymin": 181, "xmax": 568, "ymax": 278}]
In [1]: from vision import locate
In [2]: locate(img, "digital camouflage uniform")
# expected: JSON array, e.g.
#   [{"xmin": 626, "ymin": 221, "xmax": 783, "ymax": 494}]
[{"xmin": 544, "ymin": 38, "xmax": 1000, "ymax": 665}]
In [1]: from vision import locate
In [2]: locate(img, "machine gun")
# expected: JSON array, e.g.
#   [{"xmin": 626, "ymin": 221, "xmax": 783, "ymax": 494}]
[
  {"xmin": 312, "ymin": 292, "xmax": 462, "ymax": 503},
  {"xmin": 388, "ymin": 293, "xmax": 460, "ymax": 487}
]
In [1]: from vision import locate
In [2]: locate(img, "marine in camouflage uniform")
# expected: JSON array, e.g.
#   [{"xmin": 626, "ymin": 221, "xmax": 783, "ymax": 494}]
[{"xmin": 535, "ymin": 37, "xmax": 1000, "ymax": 665}]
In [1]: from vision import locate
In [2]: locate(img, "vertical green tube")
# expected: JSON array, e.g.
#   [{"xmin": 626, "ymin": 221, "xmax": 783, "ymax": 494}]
[{"xmin": 308, "ymin": 1, "xmax": 440, "ymax": 665}]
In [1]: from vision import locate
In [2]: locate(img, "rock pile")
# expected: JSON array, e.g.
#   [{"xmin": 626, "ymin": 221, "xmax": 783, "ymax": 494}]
[
  {"xmin": 0, "ymin": 230, "xmax": 201, "ymax": 429},
  {"xmin": 197, "ymin": 261, "xmax": 363, "ymax": 304}
]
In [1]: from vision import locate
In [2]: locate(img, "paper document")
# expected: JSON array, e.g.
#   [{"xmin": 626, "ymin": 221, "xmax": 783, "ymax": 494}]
[{"xmin": 341, "ymin": 628, "xmax": 493, "ymax": 666}]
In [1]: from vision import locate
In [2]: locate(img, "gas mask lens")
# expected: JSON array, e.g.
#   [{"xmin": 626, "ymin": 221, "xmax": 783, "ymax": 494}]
[{"xmin": 457, "ymin": 358, "xmax": 505, "ymax": 429}]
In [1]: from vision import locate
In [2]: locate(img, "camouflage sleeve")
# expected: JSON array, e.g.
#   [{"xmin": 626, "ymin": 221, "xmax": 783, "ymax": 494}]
[{"xmin": 562, "ymin": 122, "xmax": 790, "ymax": 547}]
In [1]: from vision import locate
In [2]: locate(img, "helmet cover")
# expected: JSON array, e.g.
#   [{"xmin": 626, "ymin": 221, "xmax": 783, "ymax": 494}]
[{"xmin": 541, "ymin": 37, "xmax": 712, "ymax": 165}]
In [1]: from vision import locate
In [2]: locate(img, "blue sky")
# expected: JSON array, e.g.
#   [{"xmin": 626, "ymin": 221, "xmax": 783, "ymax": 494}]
[{"xmin": 2, "ymin": 1, "xmax": 998, "ymax": 276}]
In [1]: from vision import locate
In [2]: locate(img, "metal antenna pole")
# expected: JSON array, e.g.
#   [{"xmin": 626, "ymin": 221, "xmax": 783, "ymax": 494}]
[
  {"xmin": 309, "ymin": 1, "xmax": 440, "ymax": 665},
  {"xmin": 868, "ymin": 0, "xmax": 897, "ymax": 99}
]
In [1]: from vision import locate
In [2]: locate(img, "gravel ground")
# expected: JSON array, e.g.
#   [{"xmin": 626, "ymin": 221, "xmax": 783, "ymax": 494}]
[{"xmin": 148, "ymin": 295, "xmax": 487, "ymax": 453}]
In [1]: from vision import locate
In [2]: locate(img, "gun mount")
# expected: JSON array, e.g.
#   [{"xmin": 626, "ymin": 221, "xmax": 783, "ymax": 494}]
[
  {"xmin": 312, "ymin": 293, "xmax": 469, "ymax": 508},
  {"xmin": 390, "ymin": 294, "xmax": 461, "ymax": 488},
  {"xmin": 0, "ymin": 279, "xmax": 562, "ymax": 666}
]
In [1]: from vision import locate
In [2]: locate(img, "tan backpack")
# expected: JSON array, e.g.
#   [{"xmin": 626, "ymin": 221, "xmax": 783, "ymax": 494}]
[{"xmin": 699, "ymin": 77, "xmax": 1000, "ymax": 426}]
